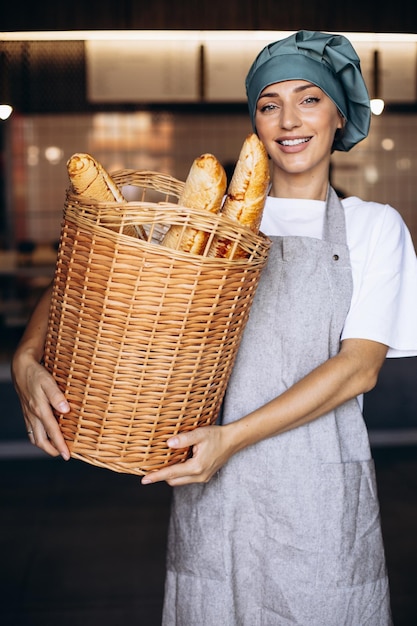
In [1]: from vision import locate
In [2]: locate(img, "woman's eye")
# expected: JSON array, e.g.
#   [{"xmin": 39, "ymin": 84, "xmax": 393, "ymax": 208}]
[
  {"xmin": 302, "ymin": 96, "xmax": 320, "ymax": 105},
  {"xmin": 259, "ymin": 103, "xmax": 278, "ymax": 113}
]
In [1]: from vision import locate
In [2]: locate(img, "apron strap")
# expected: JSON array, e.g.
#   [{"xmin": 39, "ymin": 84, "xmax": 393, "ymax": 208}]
[{"xmin": 322, "ymin": 186, "xmax": 349, "ymax": 246}]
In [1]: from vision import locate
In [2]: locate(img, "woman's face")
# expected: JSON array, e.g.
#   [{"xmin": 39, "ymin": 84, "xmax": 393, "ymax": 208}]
[{"xmin": 255, "ymin": 80, "xmax": 344, "ymax": 178}]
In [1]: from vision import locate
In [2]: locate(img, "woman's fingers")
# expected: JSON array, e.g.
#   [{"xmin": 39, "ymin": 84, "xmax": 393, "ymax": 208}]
[
  {"xmin": 24, "ymin": 415, "xmax": 71, "ymax": 460},
  {"xmin": 28, "ymin": 416, "xmax": 70, "ymax": 460},
  {"xmin": 25, "ymin": 423, "xmax": 60, "ymax": 457},
  {"xmin": 141, "ymin": 426, "xmax": 228, "ymax": 486},
  {"xmin": 40, "ymin": 374, "xmax": 70, "ymax": 415},
  {"xmin": 19, "ymin": 364, "xmax": 71, "ymax": 460}
]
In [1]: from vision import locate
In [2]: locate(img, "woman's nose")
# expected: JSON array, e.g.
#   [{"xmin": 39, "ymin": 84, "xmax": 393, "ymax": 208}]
[{"xmin": 280, "ymin": 104, "xmax": 301, "ymax": 129}]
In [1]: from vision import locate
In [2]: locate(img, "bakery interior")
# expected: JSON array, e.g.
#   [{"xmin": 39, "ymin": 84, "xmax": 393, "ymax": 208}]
[{"xmin": 1, "ymin": 2, "xmax": 417, "ymax": 624}]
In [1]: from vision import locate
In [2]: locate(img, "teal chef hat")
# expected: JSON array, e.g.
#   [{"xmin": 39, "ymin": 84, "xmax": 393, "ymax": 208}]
[{"xmin": 245, "ymin": 30, "xmax": 371, "ymax": 152}]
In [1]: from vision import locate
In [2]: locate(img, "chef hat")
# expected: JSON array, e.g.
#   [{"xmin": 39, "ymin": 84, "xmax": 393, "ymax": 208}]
[{"xmin": 245, "ymin": 30, "xmax": 371, "ymax": 152}]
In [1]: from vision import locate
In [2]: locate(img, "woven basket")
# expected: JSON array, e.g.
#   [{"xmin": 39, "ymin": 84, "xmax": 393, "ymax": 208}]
[{"xmin": 43, "ymin": 170, "xmax": 270, "ymax": 475}]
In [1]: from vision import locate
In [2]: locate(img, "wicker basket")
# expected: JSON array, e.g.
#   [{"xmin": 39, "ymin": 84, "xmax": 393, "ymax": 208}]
[{"xmin": 43, "ymin": 170, "xmax": 270, "ymax": 475}]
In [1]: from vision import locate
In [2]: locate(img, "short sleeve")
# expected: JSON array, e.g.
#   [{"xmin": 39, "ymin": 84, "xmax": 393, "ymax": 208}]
[{"xmin": 341, "ymin": 202, "xmax": 417, "ymax": 358}]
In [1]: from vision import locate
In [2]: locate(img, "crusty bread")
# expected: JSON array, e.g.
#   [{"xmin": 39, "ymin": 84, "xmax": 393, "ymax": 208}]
[
  {"xmin": 177, "ymin": 154, "xmax": 227, "ymax": 214},
  {"xmin": 67, "ymin": 153, "xmax": 147, "ymax": 240},
  {"xmin": 161, "ymin": 154, "xmax": 227, "ymax": 254},
  {"xmin": 208, "ymin": 134, "xmax": 269, "ymax": 259},
  {"xmin": 67, "ymin": 153, "xmax": 124, "ymax": 202}
]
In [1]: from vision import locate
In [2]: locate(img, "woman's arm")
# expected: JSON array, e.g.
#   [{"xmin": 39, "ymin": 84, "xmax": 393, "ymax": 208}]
[
  {"xmin": 11, "ymin": 282, "xmax": 70, "ymax": 460},
  {"xmin": 141, "ymin": 337, "xmax": 388, "ymax": 486}
]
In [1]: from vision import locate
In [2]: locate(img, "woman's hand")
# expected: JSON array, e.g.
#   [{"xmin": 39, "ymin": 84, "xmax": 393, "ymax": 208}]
[
  {"xmin": 141, "ymin": 424, "xmax": 235, "ymax": 487},
  {"xmin": 11, "ymin": 350, "xmax": 71, "ymax": 460},
  {"xmin": 11, "ymin": 282, "xmax": 71, "ymax": 460}
]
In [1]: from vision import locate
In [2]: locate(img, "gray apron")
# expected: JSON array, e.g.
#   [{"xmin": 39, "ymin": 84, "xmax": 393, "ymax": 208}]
[{"xmin": 162, "ymin": 188, "xmax": 393, "ymax": 626}]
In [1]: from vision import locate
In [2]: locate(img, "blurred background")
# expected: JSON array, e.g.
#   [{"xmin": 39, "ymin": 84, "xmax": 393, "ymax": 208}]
[{"xmin": 1, "ymin": 2, "xmax": 417, "ymax": 625}]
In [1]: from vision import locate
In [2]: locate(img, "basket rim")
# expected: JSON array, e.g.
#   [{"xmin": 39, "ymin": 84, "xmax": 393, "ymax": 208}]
[
  {"xmin": 63, "ymin": 210, "xmax": 271, "ymax": 265},
  {"xmin": 64, "ymin": 182, "xmax": 272, "ymax": 263}
]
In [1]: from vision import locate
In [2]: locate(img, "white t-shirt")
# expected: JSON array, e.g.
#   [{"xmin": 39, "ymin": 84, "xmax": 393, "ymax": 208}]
[{"xmin": 261, "ymin": 195, "xmax": 417, "ymax": 358}]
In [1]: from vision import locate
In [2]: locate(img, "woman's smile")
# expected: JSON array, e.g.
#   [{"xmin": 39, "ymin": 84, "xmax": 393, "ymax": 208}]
[
  {"xmin": 278, "ymin": 137, "xmax": 311, "ymax": 146},
  {"xmin": 277, "ymin": 136, "xmax": 312, "ymax": 151}
]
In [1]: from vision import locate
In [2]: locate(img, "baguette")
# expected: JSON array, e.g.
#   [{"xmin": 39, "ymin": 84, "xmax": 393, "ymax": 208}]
[
  {"xmin": 208, "ymin": 134, "xmax": 270, "ymax": 259},
  {"xmin": 161, "ymin": 154, "xmax": 227, "ymax": 255},
  {"xmin": 67, "ymin": 153, "xmax": 147, "ymax": 240}
]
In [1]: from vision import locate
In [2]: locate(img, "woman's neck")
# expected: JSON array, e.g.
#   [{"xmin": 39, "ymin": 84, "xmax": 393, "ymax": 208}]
[{"xmin": 269, "ymin": 170, "xmax": 330, "ymax": 201}]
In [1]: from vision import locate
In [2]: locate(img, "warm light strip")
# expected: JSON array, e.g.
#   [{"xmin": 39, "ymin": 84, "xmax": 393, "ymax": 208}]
[
  {"xmin": 0, "ymin": 30, "xmax": 290, "ymax": 41},
  {"xmin": 1, "ymin": 30, "xmax": 417, "ymax": 43}
]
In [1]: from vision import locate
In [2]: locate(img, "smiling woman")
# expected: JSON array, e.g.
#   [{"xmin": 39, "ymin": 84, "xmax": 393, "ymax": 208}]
[
  {"xmin": 153, "ymin": 31, "xmax": 417, "ymax": 626},
  {"xmin": 255, "ymin": 80, "xmax": 344, "ymax": 198}
]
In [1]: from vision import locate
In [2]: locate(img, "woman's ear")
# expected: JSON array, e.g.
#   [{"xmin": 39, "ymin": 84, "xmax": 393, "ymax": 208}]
[
  {"xmin": 331, "ymin": 113, "xmax": 347, "ymax": 152},
  {"xmin": 332, "ymin": 127, "xmax": 345, "ymax": 154},
  {"xmin": 337, "ymin": 110, "xmax": 346, "ymax": 130},
  {"xmin": 337, "ymin": 113, "xmax": 346, "ymax": 130}
]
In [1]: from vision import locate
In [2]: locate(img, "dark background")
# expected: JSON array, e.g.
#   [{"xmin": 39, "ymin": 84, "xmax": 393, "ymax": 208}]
[{"xmin": 3, "ymin": 0, "xmax": 417, "ymax": 33}]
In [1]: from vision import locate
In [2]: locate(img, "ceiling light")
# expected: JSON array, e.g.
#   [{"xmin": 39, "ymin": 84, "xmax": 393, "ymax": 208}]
[
  {"xmin": 370, "ymin": 99, "xmax": 385, "ymax": 115},
  {"xmin": 0, "ymin": 104, "xmax": 13, "ymax": 120}
]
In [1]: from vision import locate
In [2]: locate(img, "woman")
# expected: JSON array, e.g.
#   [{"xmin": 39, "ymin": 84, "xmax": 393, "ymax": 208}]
[
  {"xmin": 142, "ymin": 31, "xmax": 417, "ymax": 624},
  {"xmin": 12, "ymin": 31, "xmax": 417, "ymax": 624}
]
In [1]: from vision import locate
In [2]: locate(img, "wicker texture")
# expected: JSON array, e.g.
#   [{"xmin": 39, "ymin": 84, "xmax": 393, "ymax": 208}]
[{"xmin": 43, "ymin": 170, "xmax": 270, "ymax": 475}]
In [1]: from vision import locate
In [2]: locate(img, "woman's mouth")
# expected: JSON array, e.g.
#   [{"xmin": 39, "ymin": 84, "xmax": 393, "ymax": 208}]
[{"xmin": 278, "ymin": 137, "xmax": 311, "ymax": 146}]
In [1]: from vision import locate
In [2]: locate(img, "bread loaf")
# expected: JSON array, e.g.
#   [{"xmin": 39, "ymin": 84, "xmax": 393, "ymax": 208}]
[
  {"xmin": 208, "ymin": 134, "xmax": 269, "ymax": 259},
  {"xmin": 161, "ymin": 154, "xmax": 227, "ymax": 255},
  {"xmin": 67, "ymin": 153, "xmax": 147, "ymax": 240}
]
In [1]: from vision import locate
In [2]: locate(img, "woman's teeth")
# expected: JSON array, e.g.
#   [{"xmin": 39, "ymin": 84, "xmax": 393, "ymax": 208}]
[{"xmin": 279, "ymin": 138, "xmax": 310, "ymax": 146}]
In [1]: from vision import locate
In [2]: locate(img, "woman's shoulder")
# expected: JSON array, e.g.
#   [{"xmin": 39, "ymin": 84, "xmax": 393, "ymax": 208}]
[
  {"xmin": 341, "ymin": 196, "xmax": 406, "ymax": 237},
  {"xmin": 342, "ymin": 195, "xmax": 396, "ymax": 216},
  {"xmin": 341, "ymin": 196, "xmax": 417, "ymax": 272}
]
